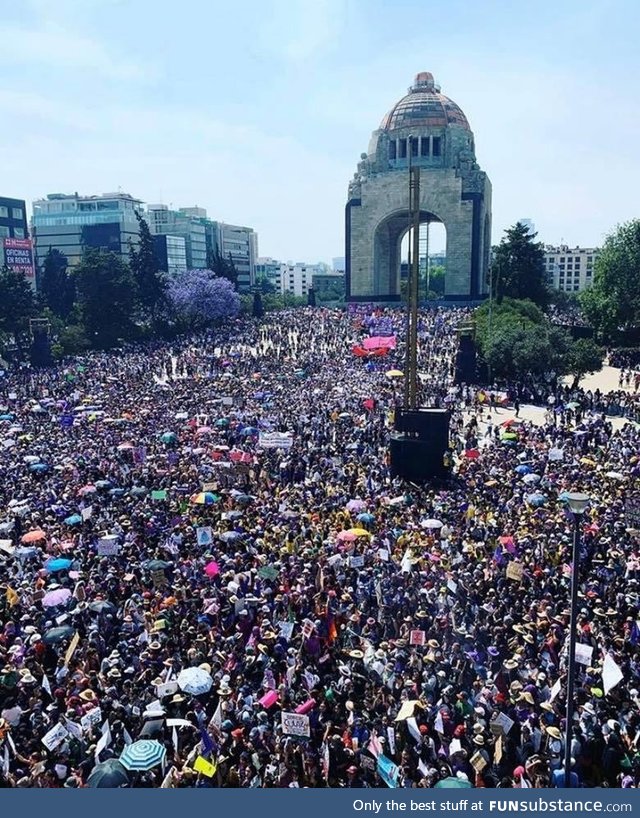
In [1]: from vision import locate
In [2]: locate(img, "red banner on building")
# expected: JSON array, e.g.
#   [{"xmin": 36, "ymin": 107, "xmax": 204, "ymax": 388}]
[{"xmin": 3, "ymin": 237, "xmax": 35, "ymax": 279}]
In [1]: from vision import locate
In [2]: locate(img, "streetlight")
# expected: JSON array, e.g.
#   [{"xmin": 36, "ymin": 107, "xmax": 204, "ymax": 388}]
[{"xmin": 563, "ymin": 491, "xmax": 590, "ymax": 787}]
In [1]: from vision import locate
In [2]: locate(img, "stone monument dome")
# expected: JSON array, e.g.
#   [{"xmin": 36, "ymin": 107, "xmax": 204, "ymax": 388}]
[
  {"xmin": 345, "ymin": 71, "xmax": 492, "ymax": 301},
  {"xmin": 380, "ymin": 72, "xmax": 471, "ymax": 132}
]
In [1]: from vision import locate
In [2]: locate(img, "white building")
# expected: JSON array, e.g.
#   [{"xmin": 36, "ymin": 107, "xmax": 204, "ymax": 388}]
[{"xmin": 543, "ymin": 245, "xmax": 598, "ymax": 292}]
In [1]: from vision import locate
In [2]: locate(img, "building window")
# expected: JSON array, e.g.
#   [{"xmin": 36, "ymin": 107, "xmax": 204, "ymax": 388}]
[
  {"xmin": 411, "ymin": 137, "xmax": 418, "ymax": 157},
  {"xmin": 399, "ymin": 139, "xmax": 407, "ymax": 159},
  {"xmin": 420, "ymin": 137, "xmax": 430, "ymax": 157},
  {"xmin": 13, "ymin": 228, "xmax": 25, "ymax": 238},
  {"xmin": 0, "ymin": 206, "xmax": 7, "ymax": 218},
  {"xmin": 389, "ymin": 140, "xmax": 396, "ymax": 160},
  {"xmin": 432, "ymin": 137, "xmax": 441, "ymax": 157},
  {"xmin": 11, "ymin": 207, "xmax": 23, "ymax": 220}
]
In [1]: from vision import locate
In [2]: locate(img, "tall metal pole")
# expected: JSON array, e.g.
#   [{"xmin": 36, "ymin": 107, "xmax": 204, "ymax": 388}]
[
  {"xmin": 406, "ymin": 165, "xmax": 421, "ymax": 410},
  {"xmin": 403, "ymin": 139, "xmax": 413, "ymax": 409},
  {"xmin": 563, "ymin": 511, "xmax": 582, "ymax": 787}
]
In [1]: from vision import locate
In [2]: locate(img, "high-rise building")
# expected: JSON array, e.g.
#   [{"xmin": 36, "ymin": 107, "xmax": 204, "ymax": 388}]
[
  {"xmin": 146, "ymin": 205, "xmax": 207, "ymax": 270},
  {"xmin": 543, "ymin": 245, "xmax": 598, "ymax": 292},
  {"xmin": 332, "ymin": 256, "xmax": 346, "ymax": 274},
  {"xmin": 210, "ymin": 221, "xmax": 258, "ymax": 292},
  {"xmin": 152, "ymin": 235, "xmax": 187, "ymax": 276},
  {"xmin": 1, "ymin": 196, "xmax": 35, "ymax": 287},
  {"xmin": 0, "ymin": 196, "xmax": 28, "ymax": 240},
  {"xmin": 32, "ymin": 192, "xmax": 142, "ymax": 269},
  {"xmin": 255, "ymin": 257, "xmax": 282, "ymax": 290}
]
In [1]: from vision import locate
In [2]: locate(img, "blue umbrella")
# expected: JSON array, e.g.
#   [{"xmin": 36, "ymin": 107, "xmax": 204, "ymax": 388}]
[
  {"xmin": 239, "ymin": 427, "xmax": 258, "ymax": 436},
  {"xmin": 119, "ymin": 740, "xmax": 166, "ymax": 771},
  {"xmin": 525, "ymin": 492, "xmax": 546, "ymax": 508},
  {"xmin": 356, "ymin": 512, "xmax": 375, "ymax": 524},
  {"xmin": 29, "ymin": 463, "xmax": 49, "ymax": 473},
  {"xmin": 45, "ymin": 557, "xmax": 73, "ymax": 572},
  {"xmin": 109, "ymin": 488, "xmax": 126, "ymax": 497},
  {"xmin": 219, "ymin": 531, "xmax": 241, "ymax": 542},
  {"xmin": 515, "ymin": 464, "xmax": 532, "ymax": 475},
  {"xmin": 0, "ymin": 414, "xmax": 14, "ymax": 421},
  {"xmin": 558, "ymin": 491, "xmax": 572, "ymax": 502},
  {"xmin": 160, "ymin": 432, "xmax": 177, "ymax": 444},
  {"xmin": 64, "ymin": 514, "xmax": 83, "ymax": 526},
  {"xmin": 95, "ymin": 480, "xmax": 113, "ymax": 489},
  {"xmin": 87, "ymin": 759, "xmax": 130, "ymax": 788}
]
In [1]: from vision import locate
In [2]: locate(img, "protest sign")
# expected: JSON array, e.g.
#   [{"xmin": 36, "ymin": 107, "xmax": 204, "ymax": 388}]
[
  {"xmin": 409, "ymin": 629, "xmax": 426, "ymax": 646},
  {"xmin": 506, "ymin": 561, "xmax": 524, "ymax": 582},
  {"xmin": 470, "ymin": 751, "xmax": 488, "ymax": 772},
  {"xmin": 64, "ymin": 632, "xmax": 80, "ymax": 666},
  {"xmin": 377, "ymin": 754, "xmax": 398, "ymax": 788},
  {"xmin": 41, "ymin": 723, "xmax": 69, "ymax": 751},
  {"xmin": 277, "ymin": 621, "xmax": 294, "ymax": 641},
  {"xmin": 575, "ymin": 643, "xmax": 594, "ymax": 666},
  {"xmin": 281, "ymin": 712, "xmax": 310, "ymax": 737},
  {"xmin": 152, "ymin": 569, "xmax": 167, "ymax": 588},
  {"xmin": 193, "ymin": 755, "xmax": 216, "ymax": 777},
  {"xmin": 196, "ymin": 527, "xmax": 213, "ymax": 547},
  {"xmin": 493, "ymin": 711, "xmax": 515, "ymax": 735},
  {"xmin": 603, "ymin": 653, "xmax": 624, "ymax": 695},
  {"xmin": 156, "ymin": 681, "xmax": 179, "ymax": 698},
  {"xmin": 258, "ymin": 565, "xmax": 279, "ymax": 581},
  {"xmin": 350, "ymin": 555, "xmax": 365, "ymax": 568},
  {"xmin": 97, "ymin": 536, "xmax": 120, "ymax": 556},
  {"xmin": 81, "ymin": 707, "xmax": 102, "ymax": 732},
  {"xmin": 258, "ymin": 432, "xmax": 293, "ymax": 449}
]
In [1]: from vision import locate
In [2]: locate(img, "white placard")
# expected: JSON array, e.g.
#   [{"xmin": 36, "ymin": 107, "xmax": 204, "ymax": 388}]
[
  {"xmin": 350, "ymin": 555, "xmax": 365, "ymax": 568},
  {"xmin": 41, "ymin": 723, "xmax": 69, "ymax": 751},
  {"xmin": 574, "ymin": 643, "xmax": 594, "ymax": 666},
  {"xmin": 196, "ymin": 527, "xmax": 213, "ymax": 547},
  {"xmin": 258, "ymin": 432, "xmax": 294, "ymax": 450},
  {"xmin": 97, "ymin": 536, "xmax": 120, "ymax": 556},
  {"xmin": 281, "ymin": 712, "xmax": 310, "ymax": 737},
  {"xmin": 156, "ymin": 681, "xmax": 179, "ymax": 698},
  {"xmin": 81, "ymin": 707, "xmax": 102, "ymax": 732}
]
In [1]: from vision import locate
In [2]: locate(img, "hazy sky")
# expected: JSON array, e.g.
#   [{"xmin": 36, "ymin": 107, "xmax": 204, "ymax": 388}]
[{"xmin": 1, "ymin": 0, "xmax": 638, "ymax": 263}]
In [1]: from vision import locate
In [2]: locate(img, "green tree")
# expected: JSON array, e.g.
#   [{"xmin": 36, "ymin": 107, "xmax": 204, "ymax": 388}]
[
  {"xmin": 253, "ymin": 290, "xmax": 264, "ymax": 318},
  {"xmin": 129, "ymin": 211, "xmax": 166, "ymax": 323},
  {"xmin": 73, "ymin": 248, "xmax": 136, "ymax": 349},
  {"xmin": 426, "ymin": 264, "xmax": 445, "ymax": 297},
  {"xmin": 564, "ymin": 338, "xmax": 605, "ymax": 388},
  {"xmin": 492, "ymin": 222, "xmax": 549, "ymax": 307},
  {"xmin": 208, "ymin": 248, "xmax": 238, "ymax": 289},
  {"xmin": 39, "ymin": 248, "xmax": 75, "ymax": 319},
  {"xmin": 0, "ymin": 265, "xmax": 36, "ymax": 338},
  {"xmin": 581, "ymin": 219, "xmax": 640, "ymax": 338},
  {"xmin": 307, "ymin": 287, "xmax": 316, "ymax": 307}
]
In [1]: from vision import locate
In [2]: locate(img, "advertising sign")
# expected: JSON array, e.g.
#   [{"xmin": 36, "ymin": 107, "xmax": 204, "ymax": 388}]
[{"xmin": 3, "ymin": 237, "xmax": 35, "ymax": 279}]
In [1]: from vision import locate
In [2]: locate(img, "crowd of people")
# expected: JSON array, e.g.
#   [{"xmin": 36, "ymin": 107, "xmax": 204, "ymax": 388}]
[{"xmin": 0, "ymin": 306, "xmax": 639, "ymax": 789}]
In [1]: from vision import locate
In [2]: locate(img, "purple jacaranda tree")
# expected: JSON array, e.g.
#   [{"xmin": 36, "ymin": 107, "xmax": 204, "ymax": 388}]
[{"xmin": 167, "ymin": 269, "xmax": 240, "ymax": 329}]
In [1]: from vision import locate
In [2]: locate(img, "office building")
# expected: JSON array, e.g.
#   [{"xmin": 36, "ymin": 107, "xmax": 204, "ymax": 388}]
[
  {"xmin": 256, "ymin": 257, "xmax": 282, "ymax": 290},
  {"xmin": 332, "ymin": 256, "xmax": 346, "ymax": 274},
  {"xmin": 152, "ymin": 235, "xmax": 187, "ymax": 276},
  {"xmin": 32, "ymin": 192, "xmax": 142, "ymax": 269},
  {"xmin": 0, "ymin": 196, "xmax": 35, "ymax": 286},
  {"xmin": 312, "ymin": 272, "xmax": 345, "ymax": 302},
  {"xmin": 146, "ymin": 205, "xmax": 207, "ymax": 270},
  {"xmin": 0, "ymin": 196, "xmax": 28, "ymax": 240},
  {"xmin": 543, "ymin": 245, "xmax": 598, "ymax": 292},
  {"xmin": 211, "ymin": 221, "xmax": 258, "ymax": 292}
]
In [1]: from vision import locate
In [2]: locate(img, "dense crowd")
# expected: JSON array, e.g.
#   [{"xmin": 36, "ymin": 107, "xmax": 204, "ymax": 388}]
[{"xmin": 0, "ymin": 306, "xmax": 639, "ymax": 789}]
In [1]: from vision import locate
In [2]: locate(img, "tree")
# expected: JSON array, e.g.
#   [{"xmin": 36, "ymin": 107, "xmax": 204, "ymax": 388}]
[
  {"xmin": 253, "ymin": 290, "xmax": 264, "ymax": 318},
  {"xmin": 0, "ymin": 265, "xmax": 35, "ymax": 338},
  {"xmin": 581, "ymin": 219, "xmax": 640, "ymax": 338},
  {"xmin": 307, "ymin": 287, "xmax": 316, "ymax": 307},
  {"xmin": 492, "ymin": 222, "xmax": 549, "ymax": 308},
  {"xmin": 564, "ymin": 338, "xmax": 605, "ymax": 388},
  {"xmin": 74, "ymin": 248, "xmax": 137, "ymax": 348},
  {"xmin": 39, "ymin": 248, "xmax": 75, "ymax": 320},
  {"xmin": 426, "ymin": 264, "xmax": 445, "ymax": 298},
  {"xmin": 208, "ymin": 248, "xmax": 238, "ymax": 289},
  {"xmin": 129, "ymin": 211, "xmax": 166, "ymax": 323},
  {"xmin": 167, "ymin": 269, "xmax": 240, "ymax": 330}
]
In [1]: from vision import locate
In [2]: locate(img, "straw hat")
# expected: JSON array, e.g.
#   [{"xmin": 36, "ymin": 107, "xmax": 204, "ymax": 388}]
[{"xmin": 546, "ymin": 726, "xmax": 562, "ymax": 739}]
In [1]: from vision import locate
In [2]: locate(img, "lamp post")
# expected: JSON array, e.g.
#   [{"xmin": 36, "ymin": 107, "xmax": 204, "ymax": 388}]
[{"xmin": 563, "ymin": 492, "xmax": 590, "ymax": 787}]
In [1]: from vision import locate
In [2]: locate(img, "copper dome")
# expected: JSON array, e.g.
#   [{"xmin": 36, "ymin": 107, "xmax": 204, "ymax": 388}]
[{"xmin": 380, "ymin": 72, "xmax": 470, "ymax": 132}]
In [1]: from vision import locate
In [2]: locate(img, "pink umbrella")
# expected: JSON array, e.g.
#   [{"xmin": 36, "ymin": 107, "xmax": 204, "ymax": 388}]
[
  {"xmin": 196, "ymin": 426, "xmax": 213, "ymax": 436},
  {"xmin": 337, "ymin": 531, "xmax": 357, "ymax": 542},
  {"xmin": 204, "ymin": 561, "xmax": 220, "ymax": 577},
  {"xmin": 42, "ymin": 588, "xmax": 72, "ymax": 608},
  {"xmin": 346, "ymin": 500, "xmax": 366, "ymax": 513},
  {"xmin": 78, "ymin": 484, "xmax": 97, "ymax": 496}
]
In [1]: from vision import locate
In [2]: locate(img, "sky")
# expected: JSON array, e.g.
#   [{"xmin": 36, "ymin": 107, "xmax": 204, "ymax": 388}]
[{"xmin": 1, "ymin": 0, "xmax": 639, "ymax": 264}]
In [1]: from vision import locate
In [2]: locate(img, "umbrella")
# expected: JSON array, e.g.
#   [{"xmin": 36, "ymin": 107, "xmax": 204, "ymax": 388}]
[
  {"xmin": 566, "ymin": 401, "xmax": 580, "ymax": 410},
  {"xmin": 45, "ymin": 557, "xmax": 72, "ymax": 572},
  {"xmin": 144, "ymin": 559, "xmax": 171, "ymax": 571},
  {"xmin": 233, "ymin": 493, "xmax": 254, "ymax": 504},
  {"xmin": 501, "ymin": 432, "xmax": 518, "ymax": 441},
  {"xmin": 501, "ymin": 418, "xmax": 521, "ymax": 427},
  {"xmin": 88, "ymin": 601, "xmax": 117, "ymax": 615},
  {"xmin": 522, "ymin": 473, "xmax": 541, "ymax": 485},
  {"xmin": 356, "ymin": 512, "xmax": 375, "ymax": 525},
  {"xmin": 64, "ymin": 514, "xmax": 83, "ymax": 526},
  {"xmin": 21, "ymin": 529, "xmax": 46, "ymax": 544},
  {"xmin": 109, "ymin": 488, "xmax": 126, "ymax": 497},
  {"xmin": 87, "ymin": 759, "xmax": 130, "ymax": 788},
  {"xmin": 346, "ymin": 499, "xmax": 366, "ymax": 513},
  {"xmin": 42, "ymin": 588, "xmax": 72, "ymax": 608},
  {"xmin": 385, "ymin": 369, "xmax": 404, "ymax": 378},
  {"xmin": 422, "ymin": 518, "xmax": 444, "ymax": 529},
  {"xmin": 129, "ymin": 486, "xmax": 147, "ymax": 496},
  {"xmin": 78, "ymin": 484, "xmax": 97, "ymax": 496},
  {"xmin": 120, "ymin": 740, "xmax": 166, "ymax": 771},
  {"xmin": 515, "ymin": 464, "xmax": 532, "ymax": 475},
  {"xmin": 42, "ymin": 625, "xmax": 75, "ymax": 644},
  {"xmin": 464, "ymin": 449, "xmax": 480, "ymax": 459},
  {"xmin": 219, "ymin": 531, "xmax": 241, "ymax": 542},
  {"xmin": 160, "ymin": 432, "xmax": 178, "ymax": 444},
  {"xmin": 214, "ymin": 419, "xmax": 229, "ymax": 427},
  {"xmin": 29, "ymin": 463, "xmax": 50, "ymax": 473},
  {"xmin": 605, "ymin": 471, "xmax": 625, "ymax": 481},
  {"xmin": 204, "ymin": 561, "xmax": 220, "ymax": 577},
  {"xmin": 177, "ymin": 667, "xmax": 213, "ymax": 696},
  {"xmin": 525, "ymin": 492, "xmax": 547, "ymax": 508},
  {"xmin": 346, "ymin": 527, "xmax": 371, "ymax": 538},
  {"xmin": 95, "ymin": 480, "xmax": 113, "ymax": 489},
  {"xmin": 23, "ymin": 455, "xmax": 41, "ymax": 464},
  {"xmin": 190, "ymin": 492, "xmax": 220, "ymax": 505},
  {"xmin": 434, "ymin": 776, "xmax": 472, "ymax": 789},
  {"xmin": 239, "ymin": 427, "xmax": 258, "ymax": 436}
]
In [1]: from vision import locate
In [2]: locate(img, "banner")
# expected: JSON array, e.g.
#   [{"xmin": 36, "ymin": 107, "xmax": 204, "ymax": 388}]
[
  {"xmin": 281, "ymin": 712, "xmax": 310, "ymax": 737},
  {"xmin": 376, "ymin": 753, "xmax": 399, "ymax": 788},
  {"xmin": 258, "ymin": 432, "xmax": 294, "ymax": 450},
  {"xmin": 97, "ymin": 536, "xmax": 120, "ymax": 556},
  {"xmin": 3, "ymin": 237, "xmax": 35, "ymax": 279}
]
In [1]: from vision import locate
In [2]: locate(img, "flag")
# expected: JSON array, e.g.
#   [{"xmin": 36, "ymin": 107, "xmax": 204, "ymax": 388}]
[
  {"xmin": 200, "ymin": 727, "xmax": 215, "ymax": 758},
  {"xmin": 367, "ymin": 733, "xmax": 383, "ymax": 758},
  {"xmin": 434, "ymin": 711, "xmax": 444, "ymax": 735},
  {"xmin": 209, "ymin": 701, "xmax": 222, "ymax": 731},
  {"xmin": 377, "ymin": 753, "xmax": 399, "ymax": 788},
  {"xmin": 630, "ymin": 621, "xmax": 640, "ymax": 646},
  {"xmin": 42, "ymin": 674, "xmax": 52, "ymax": 697},
  {"xmin": 123, "ymin": 726, "xmax": 133, "ymax": 746},
  {"xmin": 6, "ymin": 587, "xmax": 19, "ymax": 607}
]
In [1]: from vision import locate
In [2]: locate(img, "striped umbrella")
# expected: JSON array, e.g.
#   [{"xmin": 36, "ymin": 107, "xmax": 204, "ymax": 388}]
[{"xmin": 120, "ymin": 739, "xmax": 166, "ymax": 771}]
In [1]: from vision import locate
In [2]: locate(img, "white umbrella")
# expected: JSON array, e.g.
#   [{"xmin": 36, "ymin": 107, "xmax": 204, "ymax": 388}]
[
  {"xmin": 605, "ymin": 471, "xmax": 625, "ymax": 481},
  {"xmin": 422, "ymin": 519, "xmax": 444, "ymax": 529},
  {"xmin": 177, "ymin": 667, "xmax": 213, "ymax": 696}
]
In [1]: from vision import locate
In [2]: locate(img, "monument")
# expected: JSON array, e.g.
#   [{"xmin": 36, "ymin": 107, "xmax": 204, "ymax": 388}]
[{"xmin": 345, "ymin": 72, "xmax": 492, "ymax": 302}]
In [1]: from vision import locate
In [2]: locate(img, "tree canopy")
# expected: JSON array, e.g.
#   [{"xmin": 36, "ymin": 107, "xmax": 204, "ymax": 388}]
[
  {"xmin": 128, "ymin": 211, "xmax": 167, "ymax": 324},
  {"xmin": 492, "ymin": 222, "xmax": 549, "ymax": 308},
  {"xmin": 0, "ymin": 265, "xmax": 36, "ymax": 339},
  {"xmin": 580, "ymin": 219, "xmax": 640, "ymax": 338},
  {"xmin": 167, "ymin": 269, "xmax": 240, "ymax": 330}
]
